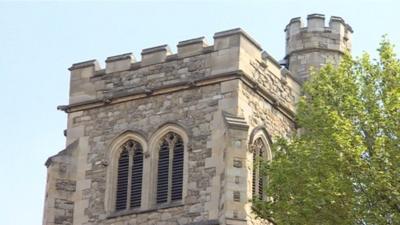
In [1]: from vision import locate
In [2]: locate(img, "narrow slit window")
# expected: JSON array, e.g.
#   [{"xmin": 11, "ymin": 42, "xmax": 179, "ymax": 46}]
[
  {"xmin": 252, "ymin": 137, "xmax": 266, "ymax": 200},
  {"xmin": 116, "ymin": 149, "xmax": 129, "ymax": 211}
]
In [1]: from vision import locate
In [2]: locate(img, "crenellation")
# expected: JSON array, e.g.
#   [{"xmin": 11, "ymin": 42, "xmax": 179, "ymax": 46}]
[
  {"xmin": 306, "ymin": 13, "xmax": 325, "ymax": 31},
  {"xmin": 62, "ymin": 28, "xmax": 300, "ymax": 120},
  {"xmin": 177, "ymin": 37, "xmax": 208, "ymax": 58},
  {"xmin": 213, "ymin": 28, "xmax": 262, "ymax": 51},
  {"xmin": 329, "ymin": 16, "xmax": 346, "ymax": 34},
  {"xmin": 178, "ymin": 36, "xmax": 207, "ymax": 47},
  {"xmin": 69, "ymin": 59, "xmax": 101, "ymax": 72},
  {"xmin": 105, "ymin": 53, "xmax": 135, "ymax": 74},
  {"xmin": 69, "ymin": 59, "xmax": 101, "ymax": 104},
  {"xmin": 213, "ymin": 29, "xmax": 241, "ymax": 51},
  {"xmin": 285, "ymin": 17, "xmax": 302, "ymax": 37},
  {"xmin": 329, "ymin": 16, "xmax": 353, "ymax": 40},
  {"xmin": 141, "ymin": 44, "xmax": 172, "ymax": 66},
  {"xmin": 106, "ymin": 53, "xmax": 135, "ymax": 63},
  {"xmin": 285, "ymin": 14, "xmax": 352, "ymax": 38}
]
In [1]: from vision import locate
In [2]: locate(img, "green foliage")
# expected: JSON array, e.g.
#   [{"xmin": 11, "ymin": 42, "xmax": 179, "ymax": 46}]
[{"xmin": 252, "ymin": 39, "xmax": 400, "ymax": 225}]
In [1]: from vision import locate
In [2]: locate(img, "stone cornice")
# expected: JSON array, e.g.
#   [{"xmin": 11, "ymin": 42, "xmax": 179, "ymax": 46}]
[
  {"xmin": 58, "ymin": 70, "xmax": 297, "ymax": 122},
  {"xmin": 222, "ymin": 111, "xmax": 249, "ymax": 131},
  {"xmin": 285, "ymin": 47, "xmax": 345, "ymax": 59}
]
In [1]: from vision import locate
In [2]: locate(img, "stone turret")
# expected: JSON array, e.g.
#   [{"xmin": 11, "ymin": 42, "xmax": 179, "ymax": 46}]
[{"xmin": 284, "ymin": 13, "xmax": 353, "ymax": 83}]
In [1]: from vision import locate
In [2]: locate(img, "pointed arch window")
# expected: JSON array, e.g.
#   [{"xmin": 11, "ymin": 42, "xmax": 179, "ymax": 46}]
[
  {"xmin": 156, "ymin": 132, "xmax": 184, "ymax": 204},
  {"xmin": 115, "ymin": 140, "xmax": 143, "ymax": 211},
  {"xmin": 252, "ymin": 137, "xmax": 266, "ymax": 200}
]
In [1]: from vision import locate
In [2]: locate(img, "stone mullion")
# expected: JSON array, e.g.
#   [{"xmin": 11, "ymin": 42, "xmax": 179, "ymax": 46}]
[
  {"xmin": 255, "ymin": 149, "xmax": 259, "ymax": 199},
  {"xmin": 167, "ymin": 141, "xmax": 174, "ymax": 203},
  {"xmin": 256, "ymin": 161, "xmax": 260, "ymax": 199},
  {"xmin": 126, "ymin": 149, "xmax": 134, "ymax": 209}
]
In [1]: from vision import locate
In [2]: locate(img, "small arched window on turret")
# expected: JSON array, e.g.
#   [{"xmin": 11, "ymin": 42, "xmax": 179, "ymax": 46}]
[
  {"xmin": 115, "ymin": 140, "xmax": 144, "ymax": 211},
  {"xmin": 156, "ymin": 132, "xmax": 184, "ymax": 204},
  {"xmin": 252, "ymin": 137, "xmax": 267, "ymax": 200}
]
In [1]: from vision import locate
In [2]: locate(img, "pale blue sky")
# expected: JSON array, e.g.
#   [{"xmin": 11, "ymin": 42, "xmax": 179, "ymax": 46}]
[{"xmin": 0, "ymin": 1, "xmax": 399, "ymax": 224}]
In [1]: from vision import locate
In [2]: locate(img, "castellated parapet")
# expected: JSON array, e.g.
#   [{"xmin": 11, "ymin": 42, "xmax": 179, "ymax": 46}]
[
  {"xmin": 285, "ymin": 13, "xmax": 353, "ymax": 82},
  {"xmin": 65, "ymin": 28, "xmax": 300, "ymax": 113}
]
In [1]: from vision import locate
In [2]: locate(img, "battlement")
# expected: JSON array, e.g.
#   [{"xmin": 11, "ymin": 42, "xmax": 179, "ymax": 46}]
[
  {"xmin": 68, "ymin": 28, "xmax": 264, "ymax": 76},
  {"xmin": 65, "ymin": 28, "xmax": 300, "ymax": 118},
  {"xmin": 285, "ymin": 13, "xmax": 353, "ymax": 56},
  {"xmin": 69, "ymin": 40, "xmax": 207, "ymax": 75},
  {"xmin": 285, "ymin": 13, "xmax": 353, "ymax": 37}
]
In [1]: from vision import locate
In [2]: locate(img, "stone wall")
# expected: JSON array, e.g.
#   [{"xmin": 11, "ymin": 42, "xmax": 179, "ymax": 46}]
[
  {"xmin": 81, "ymin": 85, "xmax": 222, "ymax": 224},
  {"xmin": 44, "ymin": 141, "xmax": 77, "ymax": 225},
  {"xmin": 232, "ymin": 80, "xmax": 297, "ymax": 225}
]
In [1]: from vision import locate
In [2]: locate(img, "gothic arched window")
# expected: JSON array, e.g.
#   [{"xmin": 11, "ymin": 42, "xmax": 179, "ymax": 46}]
[
  {"xmin": 156, "ymin": 132, "xmax": 184, "ymax": 204},
  {"xmin": 252, "ymin": 137, "xmax": 266, "ymax": 200},
  {"xmin": 115, "ymin": 140, "xmax": 143, "ymax": 211}
]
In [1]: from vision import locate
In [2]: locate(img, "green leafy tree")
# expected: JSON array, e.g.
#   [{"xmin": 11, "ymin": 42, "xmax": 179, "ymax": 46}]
[{"xmin": 252, "ymin": 39, "xmax": 400, "ymax": 225}]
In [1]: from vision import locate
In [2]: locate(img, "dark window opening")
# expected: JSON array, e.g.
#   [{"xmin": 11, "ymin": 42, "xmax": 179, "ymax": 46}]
[
  {"xmin": 115, "ymin": 140, "xmax": 143, "ymax": 211},
  {"xmin": 252, "ymin": 137, "xmax": 266, "ymax": 200},
  {"xmin": 156, "ymin": 132, "xmax": 184, "ymax": 204}
]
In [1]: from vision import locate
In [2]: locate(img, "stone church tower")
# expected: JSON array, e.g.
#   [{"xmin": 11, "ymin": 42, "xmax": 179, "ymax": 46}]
[{"xmin": 43, "ymin": 14, "xmax": 352, "ymax": 225}]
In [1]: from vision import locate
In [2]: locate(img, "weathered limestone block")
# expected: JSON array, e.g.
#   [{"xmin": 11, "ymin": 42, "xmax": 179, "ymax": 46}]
[
  {"xmin": 177, "ymin": 37, "xmax": 208, "ymax": 58},
  {"xmin": 68, "ymin": 60, "xmax": 100, "ymax": 104},
  {"xmin": 44, "ymin": 141, "xmax": 77, "ymax": 225},
  {"xmin": 105, "ymin": 53, "xmax": 135, "ymax": 73},
  {"xmin": 141, "ymin": 45, "xmax": 171, "ymax": 66}
]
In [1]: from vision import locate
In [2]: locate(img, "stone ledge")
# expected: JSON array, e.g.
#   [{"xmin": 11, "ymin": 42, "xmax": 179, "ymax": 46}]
[
  {"xmin": 177, "ymin": 36, "xmax": 206, "ymax": 47},
  {"xmin": 58, "ymin": 70, "xmax": 297, "ymax": 123},
  {"xmin": 286, "ymin": 47, "xmax": 345, "ymax": 57},
  {"xmin": 330, "ymin": 16, "xmax": 345, "ymax": 23},
  {"xmin": 141, "ymin": 44, "xmax": 170, "ymax": 55},
  {"xmin": 307, "ymin": 13, "xmax": 325, "ymax": 20},
  {"xmin": 105, "ymin": 53, "xmax": 134, "ymax": 63},
  {"xmin": 289, "ymin": 17, "xmax": 301, "ymax": 24},
  {"xmin": 58, "ymin": 71, "xmax": 242, "ymax": 113},
  {"xmin": 185, "ymin": 220, "xmax": 219, "ymax": 225},
  {"xmin": 223, "ymin": 111, "xmax": 249, "ymax": 131},
  {"xmin": 68, "ymin": 59, "xmax": 100, "ymax": 71},
  {"xmin": 107, "ymin": 202, "xmax": 184, "ymax": 219}
]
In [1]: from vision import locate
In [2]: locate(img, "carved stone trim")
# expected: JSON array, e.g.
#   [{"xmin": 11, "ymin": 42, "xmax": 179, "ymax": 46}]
[{"xmin": 222, "ymin": 111, "xmax": 249, "ymax": 131}]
